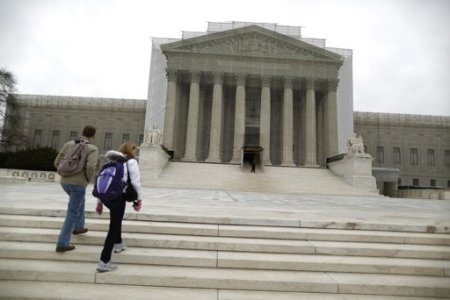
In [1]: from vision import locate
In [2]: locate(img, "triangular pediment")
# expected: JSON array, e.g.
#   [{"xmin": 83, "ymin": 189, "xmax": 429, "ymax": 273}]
[{"xmin": 161, "ymin": 25, "xmax": 342, "ymax": 63}]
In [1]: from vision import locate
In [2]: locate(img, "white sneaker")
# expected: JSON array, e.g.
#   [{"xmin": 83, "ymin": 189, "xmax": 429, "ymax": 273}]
[
  {"xmin": 97, "ymin": 260, "xmax": 118, "ymax": 273},
  {"xmin": 113, "ymin": 242, "xmax": 127, "ymax": 253}
]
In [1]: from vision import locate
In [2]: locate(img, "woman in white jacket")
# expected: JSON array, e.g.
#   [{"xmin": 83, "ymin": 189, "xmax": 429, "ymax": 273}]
[{"xmin": 96, "ymin": 142, "xmax": 142, "ymax": 272}]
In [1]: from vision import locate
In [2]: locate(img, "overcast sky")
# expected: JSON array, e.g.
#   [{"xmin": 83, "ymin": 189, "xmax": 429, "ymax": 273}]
[{"xmin": 1, "ymin": 0, "xmax": 449, "ymax": 116}]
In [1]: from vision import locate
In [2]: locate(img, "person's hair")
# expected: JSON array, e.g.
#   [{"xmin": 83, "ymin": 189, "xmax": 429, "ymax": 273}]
[
  {"xmin": 118, "ymin": 142, "xmax": 138, "ymax": 158},
  {"xmin": 82, "ymin": 125, "xmax": 96, "ymax": 138}
]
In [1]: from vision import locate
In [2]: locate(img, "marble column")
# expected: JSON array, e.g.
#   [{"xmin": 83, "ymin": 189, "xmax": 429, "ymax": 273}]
[
  {"xmin": 206, "ymin": 72, "xmax": 224, "ymax": 163},
  {"xmin": 231, "ymin": 74, "xmax": 246, "ymax": 163},
  {"xmin": 162, "ymin": 70, "xmax": 178, "ymax": 150},
  {"xmin": 304, "ymin": 78, "xmax": 318, "ymax": 167},
  {"xmin": 326, "ymin": 79, "xmax": 339, "ymax": 158},
  {"xmin": 182, "ymin": 71, "xmax": 201, "ymax": 161},
  {"xmin": 281, "ymin": 77, "xmax": 296, "ymax": 166},
  {"xmin": 260, "ymin": 75, "xmax": 272, "ymax": 165}
]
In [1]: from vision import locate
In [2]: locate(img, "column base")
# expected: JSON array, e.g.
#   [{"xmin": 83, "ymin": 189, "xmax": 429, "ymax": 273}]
[
  {"xmin": 263, "ymin": 160, "xmax": 272, "ymax": 166},
  {"xmin": 281, "ymin": 161, "xmax": 296, "ymax": 167},
  {"xmin": 205, "ymin": 157, "xmax": 220, "ymax": 163},
  {"xmin": 303, "ymin": 162, "xmax": 320, "ymax": 168},
  {"xmin": 181, "ymin": 156, "xmax": 197, "ymax": 162},
  {"xmin": 230, "ymin": 158, "xmax": 241, "ymax": 164}
]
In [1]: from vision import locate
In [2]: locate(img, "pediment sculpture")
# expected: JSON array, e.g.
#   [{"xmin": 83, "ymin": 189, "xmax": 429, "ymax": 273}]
[{"xmin": 162, "ymin": 26, "xmax": 341, "ymax": 62}]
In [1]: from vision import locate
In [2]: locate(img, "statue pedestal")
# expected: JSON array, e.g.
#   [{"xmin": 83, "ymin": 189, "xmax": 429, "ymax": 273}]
[
  {"xmin": 138, "ymin": 145, "xmax": 170, "ymax": 179},
  {"xmin": 328, "ymin": 154, "xmax": 378, "ymax": 193}
]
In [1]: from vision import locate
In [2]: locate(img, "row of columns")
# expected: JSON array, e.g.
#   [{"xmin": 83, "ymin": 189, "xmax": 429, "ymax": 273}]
[{"xmin": 162, "ymin": 70, "xmax": 338, "ymax": 166}]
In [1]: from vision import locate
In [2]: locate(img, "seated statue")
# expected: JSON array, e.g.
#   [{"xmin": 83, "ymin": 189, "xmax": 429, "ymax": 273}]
[
  {"xmin": 347, "ymin": 133, "xmax": 366, "ymax": 157},
  {"xmin": 150, "ymin": 124, "xmax": 162, "ymax": 146},
  {"xmin": 143, "ymin": 124, "xmax": 162, "ymax": 147}
]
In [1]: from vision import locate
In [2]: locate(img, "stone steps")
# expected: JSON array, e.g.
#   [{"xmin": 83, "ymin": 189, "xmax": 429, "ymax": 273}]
[
  {"xmin": 1, "ymin": 281, "xmax": 444, "ymax": 300},
  {"xmin": 1, "ymin": 258, "xmax": 450, "ymax": 298},
  {"xmin": 2, "ymin": 213, "xmax": 450, "ymax": 244},
  {"xmin": 2, "ymin": 226, "xmax": 450, "ymax": 260},
  {"xmin": 142, "ymin": 162, "xmax": 379, "ymax": 196},
  {"xmin": 1, "ymin": 241, "xmax": 449, "ymax": 276},
  {"xmin": 0, "ymin": 212, "xmax": 449, "ymax": 298}
]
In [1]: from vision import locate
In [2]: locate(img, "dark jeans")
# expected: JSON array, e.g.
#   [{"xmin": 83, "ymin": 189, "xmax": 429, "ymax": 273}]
[{"xmin": 100, "ymin": 196, "xmax": 126, "ymax": 263}]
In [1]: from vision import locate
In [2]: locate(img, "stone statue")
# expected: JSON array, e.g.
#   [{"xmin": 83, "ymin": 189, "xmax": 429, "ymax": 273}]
[
  {"xmin": 149, "ymin": 124, "xmax": 162, "ymax": 146},
  {"xmin": 347, "ymin": 133, "xmax": 365, "ymax": 157},
  {"xmin": 143, "ymin": 124, "xmax": 162, "ymax": 147}
]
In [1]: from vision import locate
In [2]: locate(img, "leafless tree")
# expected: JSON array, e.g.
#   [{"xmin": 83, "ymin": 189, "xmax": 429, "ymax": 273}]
[{"xmin": 0, "ymin": 68, "xmax": 27, "ymax": 148}]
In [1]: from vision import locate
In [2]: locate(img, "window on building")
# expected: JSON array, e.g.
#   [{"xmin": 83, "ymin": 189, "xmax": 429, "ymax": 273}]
[
  {"xmin": 410, "ymin": 148, "xmax": 419, "ymax": 165},
  {"xmin": 413, "ymin": 178, "xmax": 419, "ymax": 186},
  {"xmin": 33, "ymin": 129, "xmax": 42, "ymax": 147},
  {"xmin": 139, "ymin": 134, "xmax": 144, "ymax": 145},
  {"xmin": 398, "ymin": 178, "xmax": 402, "ymax": 186},
  {"xmin": 427, "ymin": 149, "xmax": 435, "ymax": 166},
  {"xmin": 445, "ymin": 150, "xmax": 450, "ymax": 167},
  {"xmin": 363, "ymin": 145, "xmax": 368, "ymax": 154},
  {"xmin": 104, "ymin": 132, "xmax": 113, "ymax": 150},
  {"xmin": 376, "ymin": 146, "xmax": 384, "ymax": 164},
  {"xmin": 69, "ymin": 131, "xmax": 78, "ymax": 140},
  {"xmin": 122, "ymin": 133, "xmax": 130, "ymax": 144},
  {"xmin": 51, "ymin": 130, "xmax": 60, "ymax": 149},
  {"xmin": 430, "ymin": 179, "xmax": 436, "ymax": 187},
  {"xmin": 448, "ymin": 180, "xmax": 450, "ymax": 188},
  {"xmin": 393, "ymin": 147, "xmax": 401, "ymax": 165}
]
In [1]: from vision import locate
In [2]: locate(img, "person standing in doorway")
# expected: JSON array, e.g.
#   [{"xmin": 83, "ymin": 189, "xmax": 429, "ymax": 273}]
[
  {"xmin": 54, "ymin": 125, "xmax": 99, "ymax": 252},
  {"xmin": 250, "ymin": 154, "xmax": 256, "ymax": 173}
]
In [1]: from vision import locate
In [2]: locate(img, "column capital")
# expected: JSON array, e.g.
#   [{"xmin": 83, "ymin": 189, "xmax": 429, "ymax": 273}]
[
  {"xmin": 190, "ymin": 71, "xmax": 201, "ymax": 83},
  {"xmin": 235, "ymin": 73, "xmax": 247, "ymax": 86},
  {"xmin": 306, "ymin": 78, "xmax": 316, "ymax": 90},
  {"xmin": 283, "ymin": 77, "xmax": 293, "ymax": 89},
  {"xmin": 166, "ymin": 69, "xmax": 178, "ymax": 82},
  {"xmin": 327, "ymin": 79, "xmax": 339, "ymax": 92},
  {"xmin": 261, "ymin": 75, "xmax": 272, "ymax": 88},
  {"xmin": 213, "ymin": 72, "xmax": 224, "ymax": 84}
]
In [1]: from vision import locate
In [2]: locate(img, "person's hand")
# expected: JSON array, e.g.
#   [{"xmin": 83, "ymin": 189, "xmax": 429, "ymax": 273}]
[
  {"xmin": 133, "ymin": 200, "xmax": 142, "ymax": 212},
  {"xmin": 96, "ymin": 203, "xmax": 103, "ymax": 215}
]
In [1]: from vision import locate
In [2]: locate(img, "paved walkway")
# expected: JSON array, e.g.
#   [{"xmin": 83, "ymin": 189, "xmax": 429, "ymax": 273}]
[{"xmin": 2, "ymin": 181, "xmax": 450, "ymax": 233}]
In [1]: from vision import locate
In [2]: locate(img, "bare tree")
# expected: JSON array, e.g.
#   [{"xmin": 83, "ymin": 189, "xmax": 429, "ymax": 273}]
[{"xmin": 0, "ymin": 68, "xmax": 27, "ymax": 148}]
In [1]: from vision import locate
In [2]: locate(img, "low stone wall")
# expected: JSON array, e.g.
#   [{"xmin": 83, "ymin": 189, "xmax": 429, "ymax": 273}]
[
  {"xmin": 398, "ymin": 189, "xmax": 450, "ymax": 200},
  {"xmin": 0, "ymin": 168, "xmax": 58, "ymax": 182}
]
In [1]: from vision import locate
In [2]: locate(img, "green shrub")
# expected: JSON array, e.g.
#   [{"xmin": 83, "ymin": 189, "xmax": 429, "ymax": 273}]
[{"xmin": 0, "ymin": 147, "xmax": 58, "ymax": 171}]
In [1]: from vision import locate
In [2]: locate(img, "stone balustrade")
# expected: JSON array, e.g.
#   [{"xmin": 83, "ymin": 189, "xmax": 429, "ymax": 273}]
[{"xmin": 0, "ymin": 168, "xmax": 58, "ymax": 183}]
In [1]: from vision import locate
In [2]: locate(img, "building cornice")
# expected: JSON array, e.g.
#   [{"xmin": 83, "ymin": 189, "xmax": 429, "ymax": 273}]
[
  {"xmin": 13, "ymin": 94, "xmax": 146, "ymax": 111},
  {"xmin": 354, "ymin": 111, "xmax": 450, "ymax": 128}
]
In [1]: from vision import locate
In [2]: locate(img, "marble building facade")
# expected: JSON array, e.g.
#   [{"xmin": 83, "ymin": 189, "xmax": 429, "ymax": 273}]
[
  {"xmin": 354, "ymin": 112, "xmax": 450, "ymax": 190},
  {"xmin": 2, "ymin": 94, "xmax": 146, "ymax": 153},
  {"xmin": 3, "ymin": 94, "xmax": 448, "ymax": 191},
  {"xmin": 146, "ymin": 22, "xmax": 354, "ymax": 168}
]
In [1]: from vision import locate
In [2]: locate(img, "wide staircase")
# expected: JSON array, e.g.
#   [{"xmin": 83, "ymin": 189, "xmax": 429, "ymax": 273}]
[
  {"xmin": 0, "ymin": 207, "xmax": 449, "ymax": 299},
  {"xmin": 141, "ymin": 162, "xmax": 378, "ymax": 196}
]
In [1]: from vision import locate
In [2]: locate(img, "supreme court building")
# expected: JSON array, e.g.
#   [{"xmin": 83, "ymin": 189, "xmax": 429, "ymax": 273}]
[
  {"xmin": 3, "ymin": 22, "xmax": 448, "ymax": 194},
  {"xmin": 146, "ymin": 22, "xmax": 354, "ymax": 167}
]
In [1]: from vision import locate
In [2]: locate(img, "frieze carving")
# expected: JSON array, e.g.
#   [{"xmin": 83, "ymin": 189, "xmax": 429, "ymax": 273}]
[{"xmin": 173, "ymin": 32, "xmax": 335, "ymax": 61}]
